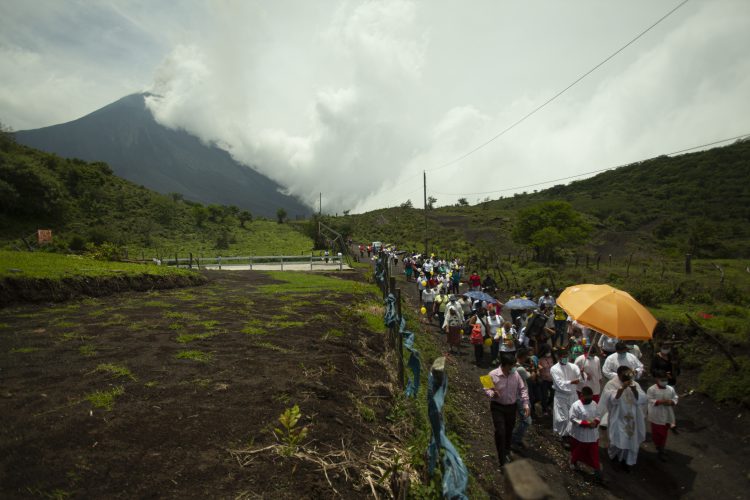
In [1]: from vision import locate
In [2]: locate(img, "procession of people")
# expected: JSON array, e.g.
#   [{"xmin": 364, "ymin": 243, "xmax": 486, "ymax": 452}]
[{"xmin": 373, "ymin": 246, "xmax": 679, "ymax": 485}]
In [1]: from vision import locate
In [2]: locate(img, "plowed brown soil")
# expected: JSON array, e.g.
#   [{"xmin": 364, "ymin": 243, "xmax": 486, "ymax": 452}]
[{"xmin": 0, "ymin": 270, "xmax": 395, "ymax": 499}]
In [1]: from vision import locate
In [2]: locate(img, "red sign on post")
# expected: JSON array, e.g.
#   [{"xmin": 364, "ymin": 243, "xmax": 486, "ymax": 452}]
[{"xmin": 37, "ymin": 229, "xmax": 53, "ymax": 245}]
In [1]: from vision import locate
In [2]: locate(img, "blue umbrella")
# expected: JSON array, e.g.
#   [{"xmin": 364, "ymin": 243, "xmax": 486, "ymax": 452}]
[
  {"xmin": 503, "ymin": 298, "xmax": 538, "ymax": 310},
  {"xmin": 464, "ymin": 290, "xmax": 498, "ymax": 304}
]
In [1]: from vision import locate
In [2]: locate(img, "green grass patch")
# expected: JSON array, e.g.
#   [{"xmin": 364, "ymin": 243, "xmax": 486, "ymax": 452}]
[
  {"xmin": 198, "ymin": 320, "xmax": 220, "ymax": 329},
  {"xmin": 86, "ymin": 386, "xmax": 124, "ymax": 411},
  {"xmin": 164, "ymin": 311, "xmax": 200, "ymax": 320},
  {"xmin": 176, "ymin": 331, "xmax": 220, "ymax": 343},
  {"xmin": 168, "ymin": 322, "xmax": 184, "ymax": 331},
  {"xmin": 176, "ymin": 350, "xmax": 212, "ymax": 362},
  {"xmin": 87, "ymin": 309, "xmax": 108, "ymax": 317},
  {"xmin": 253, "ymin": 341, "xmax": 293, "ymax": 353},
  {"xmin": 61, "ymin": 332, "xmax": 90, "ymax": 341},
  {"xmin": 10, "ymin": 347, "xmax": 39, "ymax": 353},
  {"xmin": 698, "ymin": 355, "xmax": 750, "ymax": 406},
  {"xmin": 322, "ymin": 328, "xmax": 345, "ymax": 340},
  {"xmin": 241, "ymin": 319, "xmax": 266, "ymax": 335},
  {"xmin": 0, "ymin": 250, "xmax": 196, "ymax": 279},
  {"xmin": 96, "ymin": 363, "xmax": 136, "ymax": 381},
  {"xmin": 79, "ymin": 345, "xmax": 97, "ymax": 356},
  {"xmin": 145, "ymin": 381, "xmax": 158, "ymax": 388},
  {"xmin": 143, "ymin": 300, "xmax": 174, "ymax": 308},
  {"xmin": 53, "ymin": 321, "xmax": 78, "ymax": 328}
]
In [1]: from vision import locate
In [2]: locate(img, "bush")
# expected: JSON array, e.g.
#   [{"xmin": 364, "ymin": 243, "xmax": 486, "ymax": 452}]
[{"xmin": 698, "ymin": 356, "xmax": 750, "ymax": 406}]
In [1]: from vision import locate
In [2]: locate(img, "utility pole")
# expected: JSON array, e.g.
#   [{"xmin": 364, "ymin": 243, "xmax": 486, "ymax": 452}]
[
  {"xmin": 319, "ymin": 192, "xmax": 322, "ymax": 216},
  {"xmin": 423, "ymin": 171, "xmax": 428, "ymax": 256}
]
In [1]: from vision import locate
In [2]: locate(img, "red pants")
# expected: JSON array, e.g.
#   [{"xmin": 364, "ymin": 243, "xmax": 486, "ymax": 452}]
[
  {"xmin": 651, "ymin": 422, "xmax": 669, "ymax": 449},
  {"xmin": 570, "ymin": 437, "xmax": 600, "ymax": 469}
]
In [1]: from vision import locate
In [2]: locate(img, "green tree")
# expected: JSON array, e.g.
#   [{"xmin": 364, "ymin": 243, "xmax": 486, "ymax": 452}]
[
  {"xmin": 191, "ymin": 205, "xmax": 208, "ymax": 227},
  {"xmin": 400, "ymin": 199, "xmax": 413, "ymax": 209},
  {"xmin": 207, "ymin": 204, "xmax": 224, "ymax": 223},
  {"xmin": 512, "ymin": 201, "xmax": 591, "ymax": 262},
  {"xmin": 457, "ymin": 197, "xmax": 469, "ymax": 206},
  {"xmin": 238, "ymin": 210, "xmax": 252, "ymax": 228},
  {"xmin": 276, "ymin": 207, "xmax": 288, "ymax": 224},
  {"xmin": 427, "ymin": 196, "xmax": 437, "ymax": 209}
]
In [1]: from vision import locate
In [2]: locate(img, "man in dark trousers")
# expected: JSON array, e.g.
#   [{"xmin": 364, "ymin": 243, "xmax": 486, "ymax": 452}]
[{"xmin": 484, "ymin": 355, "xmax": 530, "ymax": 466}]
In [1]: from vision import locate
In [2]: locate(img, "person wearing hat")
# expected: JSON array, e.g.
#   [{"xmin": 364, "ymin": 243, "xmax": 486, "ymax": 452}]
[
  {"xmin": 550, "ymin": 346, "xmax": 581, "ymax": 443},
  {"xmin": 602, "ymin": 342, "xmax": 644, "ymax": 381}
]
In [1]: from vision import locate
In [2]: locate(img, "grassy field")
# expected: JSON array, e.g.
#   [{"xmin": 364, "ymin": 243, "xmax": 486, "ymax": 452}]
[{"xmin": 0, "ymin": 250, "xmax": 196, "ymax": 279}]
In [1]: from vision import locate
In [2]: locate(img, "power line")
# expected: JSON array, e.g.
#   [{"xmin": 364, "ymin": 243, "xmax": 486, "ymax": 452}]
[
  {"xmin": 430, "ymin": 132, "xmax": 750, "ymax": 197},
  {"xmin": 426, "ymin": 0, "xmax": 690, "ymax": 174}
]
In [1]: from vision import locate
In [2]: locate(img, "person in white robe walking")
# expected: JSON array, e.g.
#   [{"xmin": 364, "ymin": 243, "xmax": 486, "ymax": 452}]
[
  {"xmin": 551, "ymin": 347, "xmax": 581, "ymax": 441},
  {"xmin": 600, "ymin": 365, "xmax": 647, "ymax": 471}
]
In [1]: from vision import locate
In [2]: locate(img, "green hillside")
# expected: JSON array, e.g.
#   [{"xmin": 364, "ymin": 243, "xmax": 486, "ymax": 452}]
[
  {"xmin": 0, "ymin": 131, "xmax": 313, "ymax": 257},
  {"xmin": 346, "ymin": 139, "xmax": 750, "ymax": 260}
]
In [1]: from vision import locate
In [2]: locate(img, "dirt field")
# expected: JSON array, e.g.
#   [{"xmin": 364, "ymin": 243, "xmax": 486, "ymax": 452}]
[
  {"xmin": 394, "ymin": 269, "xmax": 750, "ymax": 499},
  {"xmin": 0, "ymin": 271, "xmax": 398, "ymax": 499}
]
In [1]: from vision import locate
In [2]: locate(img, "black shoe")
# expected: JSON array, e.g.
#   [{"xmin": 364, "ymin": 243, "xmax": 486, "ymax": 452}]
[
  {"xmin": 657, "ymin": 450, "xmax": 667, "ymax": 462},
  {"xmin": 620, "ymin": 460, "xmax": 630, "ymax": 473}
]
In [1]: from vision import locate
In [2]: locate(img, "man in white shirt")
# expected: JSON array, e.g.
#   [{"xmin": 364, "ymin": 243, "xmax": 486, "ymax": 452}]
[{"xmin": 602, "ymin": 342, "xmax": 644, "ymax": 380}]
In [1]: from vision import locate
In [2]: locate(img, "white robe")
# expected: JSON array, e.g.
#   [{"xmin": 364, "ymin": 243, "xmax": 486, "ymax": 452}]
[
  {"xmin": 551, "ymin": 362, "xmax": 581, "ymax": 437},
  {"xmin": 647, "ymin": 384, "xmax": 678, "ymax": 425},
  {"xmin": 602, "ymin": 352, "xmax": 643, "ymax": 380},
  {"xmin": 600, "ymin": 377, "xmax": 647, "ymax": 465},
  {"xmin": 574, "ymin": 354, "xmax": 602, "ymax": 395},
  {"xmin": 569, "ymin": 399, "xmax": 600, "ymax": 443}
]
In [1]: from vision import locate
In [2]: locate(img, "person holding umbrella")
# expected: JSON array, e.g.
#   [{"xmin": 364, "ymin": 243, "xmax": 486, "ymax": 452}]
[{"xmin": 603, "ymin": 342, "xmax": 644, "ymax": 381}]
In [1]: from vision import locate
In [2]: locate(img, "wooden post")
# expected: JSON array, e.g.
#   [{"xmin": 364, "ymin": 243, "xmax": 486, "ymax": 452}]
[
  {"xmin": 218, "ymin": 256, "xmax": 221, "ymax": 270},
  {"xmin": 626, "ymin": 253, "xmax": 633, "ymax": 277},
  {"xmin": 280, "ymin": 256, "xmax": 284, "ymax": 271},
  {"xmin": 310, "ymin": 253, "xmax": 313, "ymax": 270},
  {"xmin": 609, "ymin": 254, "xmax": 612, "ymax": 266},
  {"xmin": 596, "ymin": 254, "xmax": 601, "ymax": 270},
  {"xmin": 175, "ymin": 252, "xmax": 178, "ymax": 267},
  {"xmin": 250, "ymin": 256, "xmax": 253, "ymax": 270},
  {"xmin": 189, "ymin": 252, "xmax": 193, "ymax": 269},
  {"xmin": 685, "ymin": 253, "xmax": 692, "ymax": 274},
  {"xmin": 575, "ymin": 255, "xmax": 579, "ymax": 268}
]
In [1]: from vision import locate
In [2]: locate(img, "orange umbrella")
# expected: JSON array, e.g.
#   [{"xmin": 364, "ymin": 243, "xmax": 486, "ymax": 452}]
[{"xmin": 556, "ymin": 284, "xmax": 657, "ymax": 340}]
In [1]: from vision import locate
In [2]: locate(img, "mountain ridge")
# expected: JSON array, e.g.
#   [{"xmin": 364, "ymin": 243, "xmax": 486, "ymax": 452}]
[{"xmin": 14, "ymin": 93, "xmax": 310, "ymax": 218}]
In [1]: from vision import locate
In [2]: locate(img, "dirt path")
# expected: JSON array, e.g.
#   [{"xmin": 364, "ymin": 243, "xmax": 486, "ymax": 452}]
[
  {"xmin": 0, "ymin": 270, "xmax": 397, "ymax": 499},
  {"xmin": 393, "ymin": 270, "xmax": 750, "ymax": 499}
]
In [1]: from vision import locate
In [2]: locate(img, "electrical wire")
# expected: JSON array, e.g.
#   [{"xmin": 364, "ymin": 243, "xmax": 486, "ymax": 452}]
[
  {"xmin": 426, "ymin": 0, "xmax": 690, "ymax": 174},
  {"xmin": 430, "ymin": 132, "xmax": 750, "ymax": 197}
]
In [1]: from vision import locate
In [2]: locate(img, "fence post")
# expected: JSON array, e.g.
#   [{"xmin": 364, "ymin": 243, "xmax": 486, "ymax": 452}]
[
  {"xmin": 250, "ymin": 256, "xmax": 253, "ymax": 270},
  {"xmin": 310, "ymin": 253, "xmax": 314, "ymax": 270},
  {"xmin": 189, "ymin": 252, "xmax": 193, "ymax": 269},
  {"xmin": 218, "ymin": 256, "xmax": 221, "ymax": 270},
  {"xmin": 596, "ymin": 254, "xmax": 601, "ymax": 270},
  {"xmin": 280, "ymin": 256, "xmax": 284, "ymax": 271},
  {"xmin": 685, "ymin": 253, "xmax": 692, "ymax": 274},
  {"xmin": 339, "ymin": 255, "xmax": 343, "ymax": 271}
]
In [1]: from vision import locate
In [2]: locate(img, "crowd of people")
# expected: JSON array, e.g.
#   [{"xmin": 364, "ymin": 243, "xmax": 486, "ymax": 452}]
[{"xmin": 382, "ymin": 249, "xmax": 681, "ymax": 483}]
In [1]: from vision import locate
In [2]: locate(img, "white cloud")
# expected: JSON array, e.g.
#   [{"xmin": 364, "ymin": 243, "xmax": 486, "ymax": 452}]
[{"xmin": 2, "ymin": 0, "xmax": 749, "ymax": 212}]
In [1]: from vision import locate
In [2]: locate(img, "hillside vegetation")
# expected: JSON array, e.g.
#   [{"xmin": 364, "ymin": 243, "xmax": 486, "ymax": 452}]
[
  {"xmin": 0, "ymin": 131, "xmax": 313, "ymax": 258},
  {"xmin": 345, "ymin": 139, "xmax": 750, "ymax": 260}
]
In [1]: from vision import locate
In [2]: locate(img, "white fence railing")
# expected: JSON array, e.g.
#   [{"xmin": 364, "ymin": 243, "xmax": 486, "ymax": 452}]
[{"xmin": 166, "ymin": 254, "xmax": 345, "ymax": 271}]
